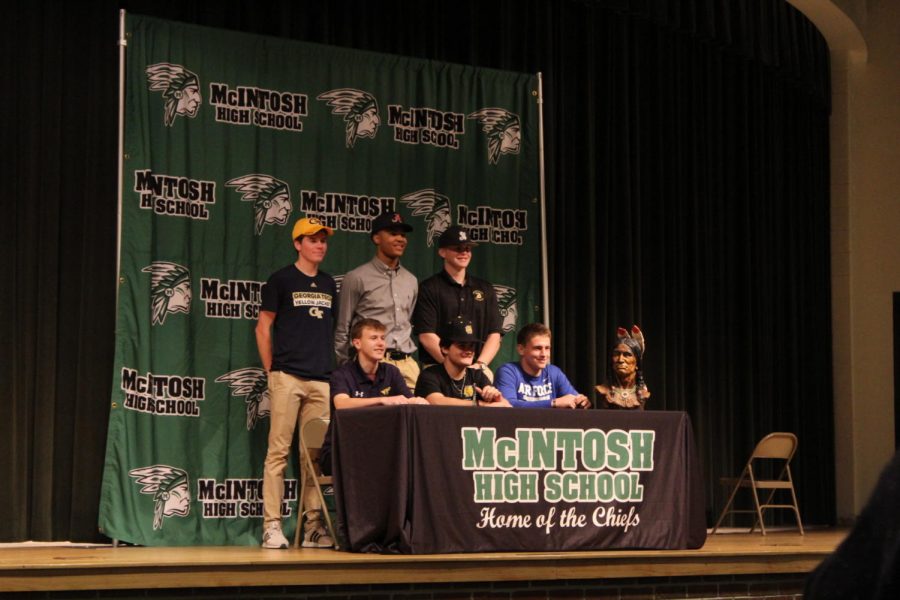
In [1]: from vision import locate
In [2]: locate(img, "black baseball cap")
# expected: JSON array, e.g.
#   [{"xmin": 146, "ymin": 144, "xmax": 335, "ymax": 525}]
[
  {"xmin": 371, "ymin": 211, "xmax": 413, "ymax": 235},
  {"xmin": 440, "ymin": 320, "xmax": 480, "ymax": 345},
  {"xmin": 438, "ymin": 225, "xmax": 477, "ymax": 248}
]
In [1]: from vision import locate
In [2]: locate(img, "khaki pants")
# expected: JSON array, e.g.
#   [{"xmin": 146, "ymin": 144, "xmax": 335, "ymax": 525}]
[
  {"xmin": 381, "ymin": 355, "xmax": 421, "ymax": 392},
  {"xmin": 263, "ymin": 371, "xmax": 330, "ymax": 524}
]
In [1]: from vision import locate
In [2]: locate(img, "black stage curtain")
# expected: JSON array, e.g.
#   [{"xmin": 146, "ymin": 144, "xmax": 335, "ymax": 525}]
[{"xmin": 1, "ymin": 0, "xmax": 833, "ymax": 542}]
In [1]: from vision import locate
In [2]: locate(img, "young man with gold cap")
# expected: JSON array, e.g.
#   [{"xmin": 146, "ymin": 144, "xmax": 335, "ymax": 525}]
[{"xmin": 256, "ymin": 217, "xmax": 337, "ymax": 549}]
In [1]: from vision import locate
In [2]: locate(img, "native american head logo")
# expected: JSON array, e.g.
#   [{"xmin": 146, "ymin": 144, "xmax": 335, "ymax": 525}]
[
  {"xmin": 400, "ymin": 189, "xmax": 452, "ymax": 248},
  {"xmin": 129, "ymin": 465, "xmax": 191, "ymax": 530},
  {"xmin": 216, "ymin": 367, "xmax": 270, "ymax": 431},
  {"xmin": 317, "ymin": 89, "xmax": 380, "ymax": 148},
  {"xmin": 493, "ymin": 284, "xmax": 519, "ymax": 334},
  {"xmin": 142, "ymin": 262, "xmax": 192, "ymax": 325},
  {"xmin": 467, "ymin": 108, "xmax": 521, "ymax": 164},
  {"xmin": 145, "ymin": 63, "xmax": 202, "ymax": 127},
  {"xmin": 225, "ymin": 174, "xmax": 292, "ymax": 235}
]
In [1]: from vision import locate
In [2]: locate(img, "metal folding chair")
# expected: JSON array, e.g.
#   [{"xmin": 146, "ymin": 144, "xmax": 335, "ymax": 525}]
[
  {"xmin": 292, "ymin": 417, "xmax": 338, "ymax": 548},
  {"xmin": 713, "ymin": 432, "xmax": 804, "ymax": 535}
]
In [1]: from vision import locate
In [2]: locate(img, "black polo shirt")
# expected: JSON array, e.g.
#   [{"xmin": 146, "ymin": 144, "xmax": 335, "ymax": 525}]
[
  {"xmin": 319, "ymin": 360, "xmax": 411, "ymax": 475},
  {"xmin": 412, "ymin": 269, "xmax": 503, "ymax": 366}
]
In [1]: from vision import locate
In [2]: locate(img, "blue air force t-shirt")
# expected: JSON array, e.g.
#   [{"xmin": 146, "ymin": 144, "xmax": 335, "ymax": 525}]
[{"xmin": 494, "ymin": 362, "xmax": 579, "ymax": 408}]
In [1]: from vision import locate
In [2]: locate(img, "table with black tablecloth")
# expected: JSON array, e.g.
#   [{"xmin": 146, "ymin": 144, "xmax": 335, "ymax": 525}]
[{"xmin": 332, "ymin": 406, "xmax": 706, "ymax": 554}]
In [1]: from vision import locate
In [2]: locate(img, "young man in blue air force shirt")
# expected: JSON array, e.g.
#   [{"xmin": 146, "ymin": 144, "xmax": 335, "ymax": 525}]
[{"xmin": 494, "ymin": 323, "xmax": 590, "ymax": 409}]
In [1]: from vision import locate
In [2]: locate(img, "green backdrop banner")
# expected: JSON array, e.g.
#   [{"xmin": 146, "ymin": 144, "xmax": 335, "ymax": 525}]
[{"xmin": 99, "ymin": 14, "xmax": 541, "ymax": 546}]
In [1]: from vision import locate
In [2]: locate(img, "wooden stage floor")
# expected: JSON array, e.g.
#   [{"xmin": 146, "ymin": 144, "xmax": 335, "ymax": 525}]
[{"xmin": 0, "ymin": 528, "xmax": 845, "ymax": 593}]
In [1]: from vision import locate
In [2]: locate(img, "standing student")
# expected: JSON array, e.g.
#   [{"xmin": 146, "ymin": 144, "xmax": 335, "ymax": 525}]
[
  {"xmin": 334, "ymin": 211, "xmax": 419, "ymax": 389},
  {"xmin": 412, "ymin": 226, "xmax": 503, "ymax": 379},
  {"xmin": 256, "ymin": 217, "xmax": 337, "ymax": 549}
]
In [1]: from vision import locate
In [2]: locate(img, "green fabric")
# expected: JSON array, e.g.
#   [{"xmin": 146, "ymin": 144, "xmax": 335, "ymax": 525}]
[{"xmin": 99, "ymin": 14, "xmax": 540, "ymax": 546}]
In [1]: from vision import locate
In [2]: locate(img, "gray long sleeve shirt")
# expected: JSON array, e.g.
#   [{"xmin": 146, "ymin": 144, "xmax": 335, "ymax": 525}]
[{"xmin": 334, "ymin": 257, "xmax": 418, "ymax": 362}]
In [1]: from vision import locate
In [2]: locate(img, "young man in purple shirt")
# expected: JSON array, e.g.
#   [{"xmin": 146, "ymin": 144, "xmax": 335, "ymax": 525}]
[{"xmin": 494, "ymin": 323, "xmax": 590, "ymax": 409}]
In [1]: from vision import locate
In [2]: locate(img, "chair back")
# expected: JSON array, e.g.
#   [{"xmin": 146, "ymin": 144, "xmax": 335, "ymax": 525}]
[
  {"xmin": 301, "ymin": 417, "xmax": 330, "ymax": 463},
  {"xmin": 751, "ymin": 432, "xmax": 798, "ymax": 460}
]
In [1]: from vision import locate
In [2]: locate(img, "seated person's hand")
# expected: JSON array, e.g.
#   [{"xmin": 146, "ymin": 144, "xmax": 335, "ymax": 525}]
[
  {"xmin": 476, "ymin": 385, "xmax": 502, "ymax": 403},
  {"xmin": 407, "ymin": 396, "xmax": 429, "ymax": 405},
  {"xmin": 381, "ymin": 395, "xmax": 411, "ymax": 406},
  {"xmin": 552, "ymin": 394, "xmax": 592, "ymax": 409}
]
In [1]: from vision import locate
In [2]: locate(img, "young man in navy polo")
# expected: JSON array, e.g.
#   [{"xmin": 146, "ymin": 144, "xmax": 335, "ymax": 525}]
[
  {"xmin": 256, "ymin": 217, "xmax": 337, "ymax": 549},
  {"xmin": 319, "ymin": 318, "xmax": 427, "ymax": 476}
]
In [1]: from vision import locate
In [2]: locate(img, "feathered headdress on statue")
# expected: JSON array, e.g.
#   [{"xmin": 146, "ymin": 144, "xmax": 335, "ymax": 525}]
[{"xmin": 615, "ymin": 325, "xmax": 645, "ymax": 366}]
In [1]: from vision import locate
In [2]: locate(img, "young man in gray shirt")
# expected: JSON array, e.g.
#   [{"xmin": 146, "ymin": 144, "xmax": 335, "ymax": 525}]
[{"xmin": 334, "ymin": 211, "xmax": 420, "ymax": 388}]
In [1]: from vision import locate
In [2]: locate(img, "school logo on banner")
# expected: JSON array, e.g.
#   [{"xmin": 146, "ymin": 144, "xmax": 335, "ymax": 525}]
[
  {"xmin": 199, "ymin": 277, "xmax": 264, "ymax": 320},
  {"xmin": 226, "ymin": 175, "xmax": 292, "ymax": 235},
  {"xmin": 197, "ymin": 478, "xmax": 297, "ymax": 519},
  {"xmin": 493, "ymin": 285, "xmax": 518, "ymax": 333},
  {"xmin": 216, "ymin": 367, "xmax": 270, "ymax": 430},
  {"xmin": 209, "ymin": 82, "xmax": 308, "ymax": 132},
  {"xmin": 317, "ymin": 89, "xmax": 380, "ymax": 148},
  {"xmin": 299, "ymin": 189, "xmax": 395, "ymax": 233},
  {"xmin": 120, "ymin": 367, "xmax": 206, "ymax": 417},
  {"xmin": 133, "ymin": 170, "xmax": 216, "ymax": 221},
  {"xmin": 145, "ymin": 63, "xmax": 202, "ymax": 127},
  {"xmin": 387, "ymin": 104, "xmax": 465, "ymax": 149},
  {"xmin": 142, "ymin": 262, "xmax": 192, "ymax": 325},
  {"xmin": 129, "ymin": 465, "xmax": 191, "ymax": 530},
  {"xmin": 457, "ymin": 204, "xmax": 528, "ymax": 245},
  {"xmin": 468, "ymin": 108, "xmax": 521, "ymax": 164},
  {"xmin": 462, "ymin": 428, "xmax": 652, "ymax": 533},
  {"xmin": 400, "ymin": 189, "xmax": 452, "ymax": 247}
]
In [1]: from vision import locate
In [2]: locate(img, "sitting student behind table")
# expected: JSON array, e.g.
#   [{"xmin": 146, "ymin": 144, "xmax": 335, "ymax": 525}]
[
  {"xmin": 415, "ymin": 320, "xmax": 511, "ymax": 407},
  {"xmin": 319, "ymin": 318, "xmax": 427, "ymax": 477},
  {"xmin": 595, "ymin": 325, "xmax": 650, "ymax": 410},
  {"xmin": 494, "ymin": 323, "xmax": 590, "ymax": 409}
]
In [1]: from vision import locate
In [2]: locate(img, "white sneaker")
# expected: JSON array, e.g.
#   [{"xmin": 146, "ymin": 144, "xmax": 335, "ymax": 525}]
[
  {"xmin": 302, "ymin": 511, "xmax": 334, "ymax": 548},
  {"xmin": 261, "ymin": 521, "xmax": 289, "ymax": 549}
]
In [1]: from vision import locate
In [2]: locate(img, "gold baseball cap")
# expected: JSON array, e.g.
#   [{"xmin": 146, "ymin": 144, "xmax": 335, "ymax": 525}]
[{"xmin": 292, "ymin": 217, "xmax": 334, "ymax": 240}]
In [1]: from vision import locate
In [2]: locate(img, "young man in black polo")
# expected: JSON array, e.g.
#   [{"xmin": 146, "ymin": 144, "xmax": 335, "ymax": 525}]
[
  {"xmin": 319, "ymin": 318, "xmax": 427, "ymax": 476},
  {"xmin": 415, "ymin": 320, "xmax": 511, "ymax": 407},
  {"xmin": 412, "ymin": 226, "xmax": 503, "ymax": 380},
  {"xmin": 256, "ymin": 217, "xmax": 337, "ymax": 549}
]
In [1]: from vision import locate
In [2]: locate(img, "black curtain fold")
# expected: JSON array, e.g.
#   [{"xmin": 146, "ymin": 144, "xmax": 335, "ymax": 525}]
[{"xmin": 1, "ymin": 0, "xmax": 833, "ymax": 541}]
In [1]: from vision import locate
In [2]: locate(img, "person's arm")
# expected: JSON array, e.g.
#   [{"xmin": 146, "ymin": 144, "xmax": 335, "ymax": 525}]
[
  {"xmin": 333, "ymin": 272, "xmax": 362, "ymax": 364},
  {"xmin": 475, "ymin": 332, "xmax": 501, "ymax": 367},
  {"xmin": 255, "ymin": 310, "xmax": 276, "ymax": 372},
  {"xmin": 473, "ymin": 370, "xmax": 511, "ymax": 408},
  {"xmin": 550, "ymin": 366, "xmax": 591, "ymax": 409},
  {"xmin": 418, "ymin": 332, "xmax": 445, "ymax": 364},
  {"xmin": 412, "ymin": 281, "xmax": 443, "ymax": 363},
  {"xmin": 333, "ymin": 393, "xmax": 414, "ymax": 409},
  {"xmin": 475, "ymin": 284, "xmax": 503, "ymax": 367}
]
